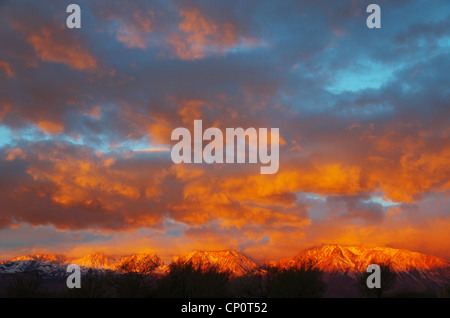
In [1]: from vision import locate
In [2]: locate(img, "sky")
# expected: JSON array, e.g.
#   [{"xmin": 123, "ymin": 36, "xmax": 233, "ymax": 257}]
[{"xmin": 0, "ymin": 0, "xmax": 449, "ymax": 263}]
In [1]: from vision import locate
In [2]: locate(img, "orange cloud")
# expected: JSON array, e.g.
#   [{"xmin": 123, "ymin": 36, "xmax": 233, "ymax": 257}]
[
  {"xmin": 0, "ymin": 143, "xmax": 172, "ymax": 231},
  {"xmin": 18, "ymin": 25, "xmax": 97, "ymax": 70},
  {"xmin": 212, "ymin": 162, "xmax": 363, "ymax": 206},
  {"xmin": 0, "ymin": 103, "xmax": 12, "ymax": 121},
  {"xmin": 361, "ymin": 131, "xmax": 450, "ymax": 202},
  {"xmin": 177, "ymin": 99, "xmax": 207, "ymax": 124},
  {"xmin": 37, "ymin": 120, "xmax": 64, "ymax": 135},
  {"xmin": 0, "ymin": 60, "xmax": 15, "ymax": 78},
  {"xmin": 26, "ymin": 154, "xmax": 140, "ymax": 208},
  {"xmin": 168, "ymin": 8, "xmax": 246, "ymax": 60},
  {"xmin": 148, "ymin": 115, "xmax": 174, "ymax": 145},
  {"xmin": 5, "ymin": 148, "xmax": 26, "ymax": 161}
]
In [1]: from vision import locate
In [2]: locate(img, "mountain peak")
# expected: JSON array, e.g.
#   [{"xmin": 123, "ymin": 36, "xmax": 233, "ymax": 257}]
[
  {"xmin": 285, "ymin": 244, "xmax": 450, "ymax": 274},
  {"xmin": 72, "ymin": 253, "xmax": 112, "ymax": 269},
  {"xmin": 6, "ymin": 254, "xmax": 69, "ymax": 264},
  {"xmin": 177, "ymin": 249, "xmax": 258, "ymax": 276},
  {"xmin": 112, "ymin": 253, "xmax": 164, "ymax": 271}
]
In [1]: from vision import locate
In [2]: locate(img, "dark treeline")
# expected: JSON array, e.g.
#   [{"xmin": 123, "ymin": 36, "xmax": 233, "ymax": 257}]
[
  {"xmin": 0, "ymin": 260, "xmax": 448, "ymax": 298},
  {"xmin": 0, "ymin": 260, "xmax": 326, "ymax": 298}
]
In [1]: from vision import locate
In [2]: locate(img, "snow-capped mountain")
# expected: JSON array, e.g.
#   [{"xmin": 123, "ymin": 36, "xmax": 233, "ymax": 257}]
[
  {"xmin": 176, "ymin": 249, "xmax": 259, "ymax": 276},
  {"xmin": 111, "ymin": 253, "xmax": 168, "ymax": 274},
  {"xmin": 4, "ymin": 254, "xmax": 69, "ymax": 264},
  {"xmin": 72, "ymin": 253, "xmax": 114, "ymax": 269},
  {"xmin": 277, "ymin": 244, "xmax": 450, "ymax": 294},
  {"xmin": 71, "ymin": 252, "xmax": 169, "ymax": 273},
  {"xmin": 280, "ymin": 244, "xmax": 450, "ymax": 274},
  {"xmin": 0, "ymin": 252, "xmax": 167, "ymax": 276},
  {"xmin": 1, "ymin": 245, "xmax": 449, "ymax": 288},
  {"xmin": 0, "ymin": 259, "xmax": 67, "ymax": 277},
  {"xmin": 118, "ymin": 253, "xmax": 163, "ymax": 267}
]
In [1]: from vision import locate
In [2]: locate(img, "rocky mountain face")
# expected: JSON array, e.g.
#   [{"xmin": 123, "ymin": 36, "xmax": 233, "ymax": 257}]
[
  {"xmin": 111, "ymin": 253, "xmax": 168, "ymax": 275},
  {"xmin": 0, "ymin": 252, "xmax": 167, "ymax": 276},
  {"xmin": 3, "ymin": 254, "xmax": 69, "ymax": 264},
  {"xmin": 277, "ymin": 244, "xmax": 450, "ymax": 296},
  {"xmin": 0, "ymin": 249, "xmax": 259, "ymax": 277},
  {"xmin": 175, "ymin": 249, "xmax": 259, "ymax": 276},
  {"xmin": 280, "ymin": 244, "xmax": 450, "ymax": 274},
  {"xmin": 72, "ymin": 253, "xmax": 113, "ymax": 269}
]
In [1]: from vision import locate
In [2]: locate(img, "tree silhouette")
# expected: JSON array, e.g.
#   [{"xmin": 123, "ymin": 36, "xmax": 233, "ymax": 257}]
[
  {"xmin": 6, "ymin": 272, "xmax": 42, "ymax": 298},
  {"xmin": 110, "ymin": 255, "xmax": 159, "ymax": 297},
  {"xmin": 5, "ymin": 261, "xmax": 44, "ymax": 298},
  {"xmin": 268, "ymin": 262, "xmax": 326, "ymax": 298},
  {"xmin": 226, "ymin": 270, "xmax": 272, "ymax": 298},
  {"xmin": 154, "ymin": 260, "xmax": 230, "ymax": 298},
  {"xmin": 67, "ymin": 269, "xmax": 111, "ymax": 298}
]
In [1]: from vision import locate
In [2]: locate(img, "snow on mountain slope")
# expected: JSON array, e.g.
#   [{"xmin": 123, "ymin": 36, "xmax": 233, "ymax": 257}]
[
  {"xmin": 0, "ymin": 259, "xmax": 67, "ymax": 277},
  {"xmin": 111, "ymin": 253, "xmax": 166, "ymax": 273},
  {"xmin": 283, "ymin": 244, "xmax": 450, "ymax": 274},
  {"xmin": 72, "ymin": 253, "xmax": 113, "ymax": 269},
  {"xmin": 6, "ymin": 254, "xmax": 69, "ymax": 264},
  {"xmin": 176, "ymin": 249, "xmax": 259, "ymax": 276},
  {"xmin": 277, "ymin": 244, "xmax": 450, "ymax": 292}
]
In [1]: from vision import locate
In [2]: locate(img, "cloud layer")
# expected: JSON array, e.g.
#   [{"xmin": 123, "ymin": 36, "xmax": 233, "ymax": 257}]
[{"xmin": 0, "ymin": 0, "xmax": 449, "ymax": 262}]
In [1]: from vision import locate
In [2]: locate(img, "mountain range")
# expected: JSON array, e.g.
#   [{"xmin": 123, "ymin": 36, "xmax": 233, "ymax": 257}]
[
  {"xmin": 175, "ymin": 249, "xmax": 259, "ymax": 276},
  {"xmin": 276, "ymin": 244, "xmax": 450, "ymax": 296},
  {"xmin": 278, "ymin": 244, "xmax": 450, "ymax": 273},
  {"xmin": 1, "ymin": 244, "xmax": 449, "ymax": 296}
]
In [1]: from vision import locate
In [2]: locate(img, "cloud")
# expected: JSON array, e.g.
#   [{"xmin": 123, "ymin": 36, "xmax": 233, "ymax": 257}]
[
  {"xmin": 0, "ymin": 0, "xmax": 449, "ymax": 262},
  {"xmin": 21, "ymin": 26, "xmax": 97, "ymax": 71},
  {"xmin": 37, "ymin": 120, "xmax": 64, "ymax": 135},
  {"xmin": 167, "ymin": 7, "xmax": 242, "ymax": 60},
  {"xmin": 98, "ymin": 0, "xmax": 155, "ymax": 49},
  {"xmin": 0, "ymin": 142, "xmax": 169, "ymax": 230},
  {"xmin": 0, "ymin": 60, "xmax": 15, "ymax": 78}
]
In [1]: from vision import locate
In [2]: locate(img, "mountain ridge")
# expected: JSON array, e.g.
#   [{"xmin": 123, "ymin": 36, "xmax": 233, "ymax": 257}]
[
  {"xmin": 1, "ymin": 245, "xmax": 449, "ymax": 277},
  {"xmin": 175, "ymin": 249, "xmax": 259, "ymax": 276},
  {"xmin": 278, "ymin": 244, "xmax": 450, "ymax": 273}
]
